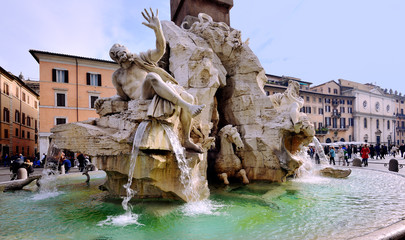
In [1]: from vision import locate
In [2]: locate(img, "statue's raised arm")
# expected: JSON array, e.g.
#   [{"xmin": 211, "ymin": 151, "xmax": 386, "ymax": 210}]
[{"xmin": 141, "ymin": 8, "xmax": 165, "ymax": 63}]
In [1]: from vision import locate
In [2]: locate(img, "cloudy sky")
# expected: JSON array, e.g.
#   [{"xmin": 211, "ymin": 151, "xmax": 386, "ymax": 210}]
[{"xmin": 1, "ymin": 0, "xmax": 405, "ymax": 94}]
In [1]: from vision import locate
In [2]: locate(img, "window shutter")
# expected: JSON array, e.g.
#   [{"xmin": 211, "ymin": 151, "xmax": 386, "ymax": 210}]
[
  {"xmin": 64, "ymin": 70, "xmax": 69, "ymax": 83},
  {"xmin": 86, "ymin": 73, "xmax": 90, "ymax": 85},
  {"xmin": 98, "ymin": 74, "xmax": 102, "ymax": 86},
  {"xmin": 52, "ymin": 69, "xmax": 56, "ymax": 82}
]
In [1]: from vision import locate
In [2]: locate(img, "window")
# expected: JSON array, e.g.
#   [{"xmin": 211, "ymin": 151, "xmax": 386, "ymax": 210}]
[
  {"xmin": 388, "ymin": 120, "xmax": 390, "ymax": 130},
  {"xmin": 318, "ymin": 108, "xmax": 324, "ymax": 115},
  {"xmin": 27, "ymin": 96, "xmax": 30, "ymax": 104},
  {"xmin": 3, "ymin": 108, "xmax": 10, "ymax": 122},
  {"xmin": 27, "ymin": 131, "xmax": 30, "ymax": 139},
  {"xmin": 27, "ymin": 116, "xmax": 31, "ymax": 127},
  {"xmin": 364, "ymin": 118, "xmax": 367, "ymax": 128},
  {"xmin": 16, "ymin": 146, "xmax": 19, "ymax": 154},
  {"xmin": 376, "ymin": 119, "xmax": 380, "ymax": 129},
  {"xmin": 332, "ymin": 118, "xmax": 338, "ymax": 128},
  {"xmin": 349, "ymin": 118, "xmax": 354, "ymax": 126},
  {"xmin": 15, "ymin": 86, "xmax": 19, "ymax": 98},
  {"xmin": 319, "ymin": 98, "xmax": 322, "ymax": 103},
  {"xmin": 348, "ymin": 107, "xmax": 353, "ymax": 113},
  {"xmin": 306, "ymin": 96, "xmax": 310, "ymax": 102},
  {"xmin": 328, "ymin": 87, "xmax": 331, "ymax": 93},
  {"xmin": 325, "ymin": 117, "xmax": 331, "ymax": 126},
  {"xmin": 334, "ymin": 89, "xmax": 338, "ymax": 94},
  {"xmin": 15, "ymin": 128, "xmax": 18, "ymax": 137},
  {"xmin": 325, "ymin": 105, "xmax": 331, "ymax": 112},
  {"xmin": 15, "ymin": 110, "xmax": 20, "ymax": 123},
  {"xmin": 87, "ymin": 73, "xmax": 102, "ymax": 86},
  {"xmin": 56, "ymin": 93, "xmax": 66, "ymax": 107},
  {"xmin": 340, "ymin": 118, "xmax": 346, "ymax": 128},
  {"xmin": 90, "ymin": 96, "xmax": 99, "ymax": 109},
  {"xmin": 4, "ymin": 129, "xmax": 8, "ymax": 138},
  {"xmin": 318, "ymin": 123, "xmax": 323, "ymax": 129},
  {"xmin": 52, "ymin": 69, "xmax": 69, "ymax": 83},
  {"xmin": 34, "ymin": 101, "xmax": 38, "ymax": 109},
  {"xmin": 22, "ymin": 92, "xmax": 26, "ymax": 102},
  {"xmin": 22, "ymin": 113, "xmax": 25, "ymax": 125},
  {"xmin": 340, "ymin": 107, "xmax": 345, "ymax": 113},
  {"xmin": 35, "ymin": 134, "xmax": 38, "ymax": 144},
  {"xmin": 3, "ymin": 83, "xmax": 9, "ymax": 95},
  {"xmin": 56, "ymin": 118, "xmax": 67, "ymax": 125},
  {"xmin": 22, "ymin": 130, "xmax": 25, "ymax": 138}
]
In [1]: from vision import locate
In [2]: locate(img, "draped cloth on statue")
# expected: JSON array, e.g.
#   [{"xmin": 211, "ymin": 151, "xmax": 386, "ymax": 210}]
[{"xmin": 132, "ymin": 50, "xmax": 181, "ymax": 119}]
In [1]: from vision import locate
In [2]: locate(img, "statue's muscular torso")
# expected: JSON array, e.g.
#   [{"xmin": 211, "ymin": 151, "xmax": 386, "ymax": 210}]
[{"xmin": 112, "ymin": 63, "xmax": 148, "ymax": 101}]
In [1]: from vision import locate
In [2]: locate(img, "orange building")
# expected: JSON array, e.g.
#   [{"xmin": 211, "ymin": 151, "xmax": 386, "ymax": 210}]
[
  {"xmin": 0, "ymin": 66, "xmax": 39, "ymax": 159},
  {"xmin": 30, "ymin": 50, "xmax": 118, "ymax": 157}
]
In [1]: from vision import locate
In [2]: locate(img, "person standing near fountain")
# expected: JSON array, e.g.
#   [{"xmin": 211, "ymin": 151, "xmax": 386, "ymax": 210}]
[
  {"xmin": 329, "ymin": 147, "xmax": 336, "ymax": 165},
  {"xmin": 361, "ymin": 144, "xmax": 370, "ymax": 167},
  {"xmin": 95, "ymin": 8, "xmax": 205, "ymax": 153}
]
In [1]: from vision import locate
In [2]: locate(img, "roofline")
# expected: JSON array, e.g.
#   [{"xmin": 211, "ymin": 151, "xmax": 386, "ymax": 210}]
[
  {"xmin": 310, "ymin": 80, "xmax": 340, "ymax": 89},
  {"xmin": 264, "ymin": 83, "xmax": 355, "ymax": 98},
  {"xmin": 29, "ymin": 49, "xmax": 116, "ymax": 64},
  {"xmin": 265, "ymin": 73, "xmax": 312, "ymax": 85},
  {"xmin": 0, "ymin": 66, "xmax": 39, "ymax": 97}
]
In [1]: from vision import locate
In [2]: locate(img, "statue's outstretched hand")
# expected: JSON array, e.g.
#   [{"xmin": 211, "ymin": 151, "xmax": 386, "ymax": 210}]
[{"xmin": 142, "ymin": 8, "xmax": 160, "ymax": 30}]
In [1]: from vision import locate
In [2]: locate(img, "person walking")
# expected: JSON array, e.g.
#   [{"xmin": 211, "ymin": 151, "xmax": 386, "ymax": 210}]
[
  {"xmin": 400, "ymin": 143, "xmax": 405, "ymax": 158},
  {"xmin": 391, "ymin": 145, "xmax": 398, "ymax": 157},
  {"xmin": 347, "ymin": 145, "xmax": 353, "ymax": 159},
  {"xmin": 369, "ymin": 145, "xmax": 375, "ymax": 159},
  {"xmin": 361, "ymin": 144, "xmax": 370, "ymax": 167},
  {"xmin": 329, "ymin": 147, "xmax": 336, "ymax": 165},
  {"xmin": 337, "ymin": 147, "xmax": 344, "ymax": 166}
]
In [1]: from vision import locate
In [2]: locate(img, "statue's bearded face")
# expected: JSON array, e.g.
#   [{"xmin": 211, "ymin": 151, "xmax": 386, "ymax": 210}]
[{"xmin": 110, "ymin": 44, "xmax": 130, "ymax": 64}]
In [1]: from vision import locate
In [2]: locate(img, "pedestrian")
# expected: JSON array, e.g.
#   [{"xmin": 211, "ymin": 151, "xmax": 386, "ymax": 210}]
[
  {"xmin": 337, "ymin": 146, "xmax": 344, "ymax": 165},
  {"xmin": 369, "ymin": 145, "xmax": 375, "ymax": 159},
  {"xmin": 77, "ymin": 153, "xmax": 85, "ymax": 172},
  {"xmin": 361, "ymin": 144, "xmax": 370, "ymax": 167},
  {"xmin": 391, "ymin": 145, "xmax": 398, "ymax": 157},
  {"xmin": 347, "ymin": 145, "xmax": 352, "ymax": 159},
  {"xmin": 344, "ymin": 148, "xmax": 349, "ymax": 166},
  {"xmin": 400, "ymin": 144, "xmax": 405, "ymax": 158},
  {"xmin": 381, "ymin": 144, "xmax": 387, "ymax": 159},
  {"xmin": 375, "ymin": 144, "xmax": 381, "ymax": 159},
  {"xmin": 329, "ymin": 147, "xmax": 336, "ymax": 165},
  {"xmin": 3, "ymin": 153, "xmax": 10, "ymax": 167}
]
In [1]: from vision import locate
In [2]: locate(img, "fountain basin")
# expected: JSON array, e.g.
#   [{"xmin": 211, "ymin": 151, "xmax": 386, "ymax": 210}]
[{"xmin": 1, "ymin": 169, "xmax": 405, "ymax": 239}]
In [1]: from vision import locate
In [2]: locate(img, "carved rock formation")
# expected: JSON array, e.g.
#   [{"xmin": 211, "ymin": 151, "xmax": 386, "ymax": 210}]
[{"xmin": 49, "ymin": 13, "xmax": 314, "ymax": 202}]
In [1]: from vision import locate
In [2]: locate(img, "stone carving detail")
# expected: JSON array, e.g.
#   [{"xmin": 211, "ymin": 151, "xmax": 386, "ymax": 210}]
[
  {"xmin": 49, "ymin": 10, "xmax": 316, "ymax": 202},
  {"xmin": 215, "ymin": 125, "xmax": 249, "ymax": 185}
]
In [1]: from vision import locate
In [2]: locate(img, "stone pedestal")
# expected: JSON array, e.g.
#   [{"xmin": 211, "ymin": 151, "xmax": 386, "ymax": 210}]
[{"xmin": 17, "ymin": 168, "xmax": 28, "ymax": 180}]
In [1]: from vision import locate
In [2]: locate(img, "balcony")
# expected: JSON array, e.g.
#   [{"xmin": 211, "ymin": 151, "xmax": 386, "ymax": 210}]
[
  {"xmin": 396, "ymin": 113, "xmax": 405, "ymax": 119},
  {"xmin": 315, "ymin": 129, "xmax": 329, "ymax": 135},
  {"xmin": 332, "ymin": 112, "xmax": 341, "ymax": 118},
  {"xmin": 332, "ymin": 101, "xmax": 339, "ymax": 106}
]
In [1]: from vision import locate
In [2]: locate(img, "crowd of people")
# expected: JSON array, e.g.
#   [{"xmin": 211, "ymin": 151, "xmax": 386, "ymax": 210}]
[
  {"xmin": 1, "ymin": 151, "xmax": 95, "ymax": 180},
  {"xmin": 308, "ymin": 143, "xmax": 405, "ymax": 167}
]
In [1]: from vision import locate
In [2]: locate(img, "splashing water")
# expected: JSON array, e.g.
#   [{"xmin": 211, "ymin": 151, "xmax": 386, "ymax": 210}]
[
  {"xmin": 161, "ymin": 123, "xmax": 200, "ymax": 202},
  {"xmin": 97, "ymin": 211, "xmax": 144, "ymax": 227},
  {"xmin": 122, "ymin": 121, "xmax": 150, "ymax": 211},
  {"xmin": 32, "ymin": 141, "xmax": 63, "ymax": 200},
  {"xmin": 312, "ymin": 137, "xmax": 329, "ymax": 165}
]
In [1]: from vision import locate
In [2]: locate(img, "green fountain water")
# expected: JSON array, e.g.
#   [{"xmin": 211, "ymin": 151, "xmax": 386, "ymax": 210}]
[{"xmin": 2, "ymin": 169, "xmax": 405, "ymax": 240}]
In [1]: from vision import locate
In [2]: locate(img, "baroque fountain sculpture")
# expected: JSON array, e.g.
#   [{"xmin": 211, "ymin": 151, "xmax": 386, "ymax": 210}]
[{"xmin": 49, "ymin": 9, "xmax": 318, "ymax": 202}]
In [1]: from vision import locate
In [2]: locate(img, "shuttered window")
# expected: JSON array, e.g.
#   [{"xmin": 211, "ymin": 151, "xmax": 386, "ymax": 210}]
[
  {"xmin": 86, "ymin": 73, "xmax": 102, "ymax": 86},
  {"xmin": 52, "ymin": 69, "xmax": 69, "ymax": 83}
]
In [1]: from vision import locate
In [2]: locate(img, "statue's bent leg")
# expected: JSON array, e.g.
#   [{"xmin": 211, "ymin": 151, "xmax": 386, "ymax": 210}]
[
  {"xmin": 144, "ymin": 73, "xmax": 205, "ymax": 117},
  {"xmin": 180, "ymin": 91, "xmax": 203, "ymax": 153}
]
